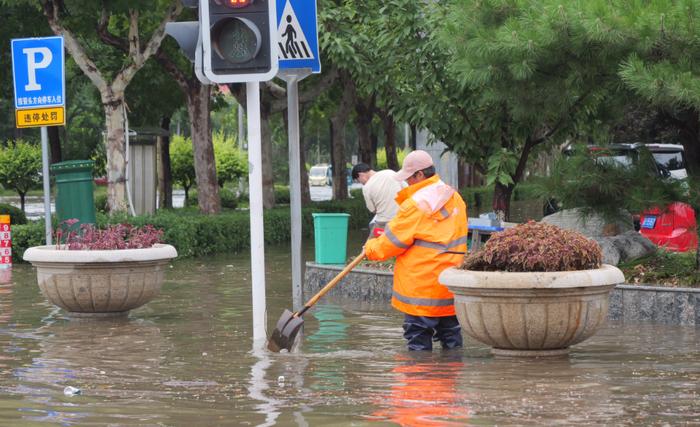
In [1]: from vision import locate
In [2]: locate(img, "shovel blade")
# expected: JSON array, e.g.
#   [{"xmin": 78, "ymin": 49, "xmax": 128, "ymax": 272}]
[{"xmin": 267, "ymin": 309, "xmax": 305, "ymax": 352}]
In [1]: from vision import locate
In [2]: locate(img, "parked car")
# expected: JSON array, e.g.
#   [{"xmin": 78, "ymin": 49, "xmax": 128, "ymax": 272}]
[
  {"xmin": 308, "ymin": 164, "xmax": 332, "ymax": 186},
  {"xmin": 644, "ymin": 143, "xmax": 688, "ymax": 181},
  {"xmin": 582, "ymin": 142, "xmax": 689, "ymax": 181}
]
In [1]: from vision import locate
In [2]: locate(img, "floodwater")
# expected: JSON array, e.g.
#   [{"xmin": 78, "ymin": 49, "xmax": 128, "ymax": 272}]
[{"xmin": 0, "ymin": 233, "xmax": 698, "ymax": 426}]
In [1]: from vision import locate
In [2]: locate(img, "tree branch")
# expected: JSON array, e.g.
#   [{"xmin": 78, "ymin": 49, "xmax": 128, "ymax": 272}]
[
  {"xmin": 41, "ymin": 0, "xmax": 108, "ymax": 94},
  {"xmin": 116, "ymin": 1, "xmax": 183, "ymax": 91},
  {"xmin": 269, "ymin": 67, "xmax": 339, "ymax": 113},
  {"xmin": 97, "ymin": 3, "xmax": 128, "ymax": 51}
]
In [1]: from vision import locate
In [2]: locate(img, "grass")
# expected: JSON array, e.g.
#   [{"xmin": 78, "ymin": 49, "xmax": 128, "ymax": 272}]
[{"xmin": 618, "ymin": 250, "xmax": 700, "ymax": 288}]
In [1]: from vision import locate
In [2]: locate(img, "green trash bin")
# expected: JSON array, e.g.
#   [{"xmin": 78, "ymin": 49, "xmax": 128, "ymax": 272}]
[
  {"xmin": 312, "ymin": 213, "xmax": 350, "ymax": 264},
  {"xmin": 50, "ymin": 160, "xmax": 96, "ymax": 227}
]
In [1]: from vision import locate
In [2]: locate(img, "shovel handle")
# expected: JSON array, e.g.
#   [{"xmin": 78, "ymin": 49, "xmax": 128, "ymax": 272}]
[{"xmin": 296, "ymin": 250, "xmax": 366, "ymax": 317}]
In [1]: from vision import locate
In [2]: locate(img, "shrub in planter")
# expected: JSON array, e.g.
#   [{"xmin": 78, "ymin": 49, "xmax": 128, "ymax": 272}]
[
  {"xmin": 463, "ymin": 221, "xmax": 601, "ymax": 272},
  {"xmin": 23, "ymin": 220, "xmax": 177, "ymax": 317},
  {"xmin": 440, "ymin": 221, "xmax": 623, "ymax": 357}
]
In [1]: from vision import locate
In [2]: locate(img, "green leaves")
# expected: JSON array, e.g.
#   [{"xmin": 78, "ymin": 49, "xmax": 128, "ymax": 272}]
[
  {"xmin": 212, "ymin": 131, "xmax": 247, "ymax": 187},
  {"xmin": 486, "ymin": 148, "xmax": 517, "ymax": 186},
  {"xmin": 0, "ymin": 141, "xmax": 43, "ymax": 200},
  {"xmin": 169, "ymin": 135, "xmax": 195, "ymax": 192}
]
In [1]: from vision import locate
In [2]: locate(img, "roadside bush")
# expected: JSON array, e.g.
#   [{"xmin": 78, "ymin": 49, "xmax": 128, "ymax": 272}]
[
  {"xmin": 0, "ymin": 203, "xmax": 27, "ymax": 225},
  {"xmin": 213, "ymin": 131, "xmax": 247, "ymax": 187},
  {"xmin": 94, "ymin": 193, "xmax": 109, "ymax": 214},
  {"xmin": 459, "ymin": 186, "xmax": 492, "ymax": 208},
  {"xmin": 170, "ymin": 135, "xmax": 196, "ymax": 201},
  {"xmin": 186, "ymin": 189, "xmax": 238, "ymax": 209},
  {"xmin": 274, "ymin": 185, "xmax": 290, "ymax": 204},
  {"xmin": 0, "ymin": 140, "xmax": 42, "ymax": 212}
]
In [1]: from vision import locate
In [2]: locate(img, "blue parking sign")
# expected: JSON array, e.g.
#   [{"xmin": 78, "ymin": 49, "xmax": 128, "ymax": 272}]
[
  {"xmin": 11, "ymin": 36, "xmax": 65, "ymax": 110},
  {"xmin": 276, "ymin": 0, "xmax": 321, "ymax": 73}
]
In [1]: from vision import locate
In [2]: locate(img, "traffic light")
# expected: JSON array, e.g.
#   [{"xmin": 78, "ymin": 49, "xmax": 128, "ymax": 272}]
[
  {"xmin": 165, "ymin": 1, "xmax": 212, "ymax": 83},
  {"xmin": 200, "ymin": 0, "xmax": 278, "ymax": 83}
]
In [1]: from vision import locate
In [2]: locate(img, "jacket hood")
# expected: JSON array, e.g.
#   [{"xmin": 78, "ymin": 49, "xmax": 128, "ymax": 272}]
[{"xmin": 396, "ymin": 175, "xmax": 456, "ymax": 220}]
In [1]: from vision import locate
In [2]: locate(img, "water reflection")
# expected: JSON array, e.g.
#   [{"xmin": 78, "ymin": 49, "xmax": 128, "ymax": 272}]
[
  {"xmin": 9, "ymin": 317, "xmax": 170, "ymax": 425},
  {"xmin": 248, "ymin": 349, "xmax": 282, "ymax": 427},
  {"xmin": 371, "ymin": 352, "xmax": 471, "ymax": 426}
]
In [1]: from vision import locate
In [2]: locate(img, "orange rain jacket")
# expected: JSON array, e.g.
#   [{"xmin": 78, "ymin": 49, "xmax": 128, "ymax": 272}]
[{"xmin": 364, "ymin": 174, "xmax": 468, "ymax": 317}]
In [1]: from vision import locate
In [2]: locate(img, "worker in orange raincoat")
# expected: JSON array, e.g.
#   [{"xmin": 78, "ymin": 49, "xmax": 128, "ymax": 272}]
[{"xmin": 364, "ymin": 150, "xmax": 467, "ymax": 351}]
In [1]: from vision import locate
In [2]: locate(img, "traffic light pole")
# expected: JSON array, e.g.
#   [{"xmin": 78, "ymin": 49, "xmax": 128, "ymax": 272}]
[
  {"xmin": 280, "ymin": 70, "xmax": 311, "ymax": 312},
  {"xmin": 247, "ymin": 81, "xmax": 267, "ymax": 346}
]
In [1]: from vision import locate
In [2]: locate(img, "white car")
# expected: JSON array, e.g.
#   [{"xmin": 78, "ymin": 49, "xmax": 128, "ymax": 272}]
[
  {"xmin": 308, "ymin": 164, "xmax": 332, "ymax": 186},
  {"xmin": 644, "ymin": 143, "xmax": 688, "ymax": 181}
]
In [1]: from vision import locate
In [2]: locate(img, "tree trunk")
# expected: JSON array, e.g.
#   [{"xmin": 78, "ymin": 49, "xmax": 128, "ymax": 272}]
[
  {"xmin": 47, "ymin": 126, "xmax": 62, "ymax": 164},
  {"xmin": 674, "ymin": 109, "xmax": 700, "ymax": 176},
  {"xmin": 330, "ymin": 76, "xmax": 355, "ymax": 200},
  {"xmin": 187, "ymin": 85, "xmax": 220, "ymax": 214},
  {"xmin": 20, "ymin": 192, "xmax": 26, "ymax": 213},
  {"xmin": 355, "ymin": 98, "xmax": 374, "ymax": 166},
  {"xmin": 409, "ymin": 124, "xmax": 417, "ymax": 151},
  {"xmin": 381, "ymin": 112, "xmax": 399, "ymax": 171},
  {"xmin": 160, "ymin": 116, "xmax": 173, "ymax": 209},
  {"xmin": 103, "ymin": 95, "xmax": 128, "ymax": 213},
  {"xmin": 492, "ymin": 182, "xmax": 514, "ymax": 222},
  {"xmin": 370, "ymin": 131, "xmax": 378, "ymax": 168}
]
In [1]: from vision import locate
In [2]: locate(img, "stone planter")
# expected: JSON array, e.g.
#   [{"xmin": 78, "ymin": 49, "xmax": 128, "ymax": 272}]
[
  {"xmin": 23, "ymin": 244, "xmax": 177, "ymax": 317},
  {"xmin": 439, "ymin": 265, "xmax": 624, "ymax": 357}
]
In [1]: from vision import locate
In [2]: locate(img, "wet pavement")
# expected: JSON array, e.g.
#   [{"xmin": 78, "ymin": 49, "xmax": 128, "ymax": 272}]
[{"xmin": 0, "ymin": 233, "xmax": 698, "ymax": 426}]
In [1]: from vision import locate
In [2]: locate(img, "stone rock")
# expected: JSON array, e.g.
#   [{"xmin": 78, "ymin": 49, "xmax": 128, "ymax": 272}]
[
  {"xmin": 542, "ymin": 208, "xmax": 634, "ymax": 238},
  {"xmin": 594, "ymin": 238, "xmax": 621, "ymax": 266},
  {"xmin": 594, "ymin": 231, "xmax": 656, "ymax": 266},
  {"xmin": 611, "ymin": 231, "xmax": 657, "ymax": 262}
]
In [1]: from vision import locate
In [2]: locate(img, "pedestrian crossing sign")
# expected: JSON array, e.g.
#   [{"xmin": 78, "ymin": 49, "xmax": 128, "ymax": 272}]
[{"xmin": 276, "ymin": 0, "xmax": 321, "ymax": 73}]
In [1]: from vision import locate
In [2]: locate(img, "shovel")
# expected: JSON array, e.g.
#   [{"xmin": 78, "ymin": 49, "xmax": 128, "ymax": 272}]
[{"xmin": 267, "ymin": 250, "xmax": 366, "ymax": 352}]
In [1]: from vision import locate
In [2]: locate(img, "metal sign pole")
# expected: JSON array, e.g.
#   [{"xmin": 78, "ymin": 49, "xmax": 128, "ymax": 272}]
[
  {"xmin": 281, "ymin": 70, "xmax": 310, "ymax": 311},
  {"xmin": 247, "ymin": 81, "xmax": 267, "ymax": 346},
  {"xmin": 40, "ymin": 126, "xmax": 52, "ymax": 245}
]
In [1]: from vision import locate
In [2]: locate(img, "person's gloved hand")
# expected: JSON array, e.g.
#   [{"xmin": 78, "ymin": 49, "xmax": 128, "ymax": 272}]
[{"xmin": 372, "ymin": 227, "xmax": 385, "ymax": 238}]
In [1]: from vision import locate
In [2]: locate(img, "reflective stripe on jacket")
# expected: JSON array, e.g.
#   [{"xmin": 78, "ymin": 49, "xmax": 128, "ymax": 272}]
[{"xmin": 364, "ymin": 174, "xmax": 468, "ymax": 317}]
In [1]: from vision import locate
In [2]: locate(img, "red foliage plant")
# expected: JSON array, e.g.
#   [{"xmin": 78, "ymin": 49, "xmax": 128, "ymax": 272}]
[
  {"xmin": 55, "ymin": 219, "xmax": 163, "ymax": 250},
  {"xmin": 463, "ymin": 221, "xmax": 602, "ymax": 272}
]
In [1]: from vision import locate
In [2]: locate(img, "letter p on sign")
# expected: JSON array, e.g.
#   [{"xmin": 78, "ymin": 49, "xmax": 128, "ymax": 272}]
[{"xmin": 22, "ymin": 47, "xmax": 53, "ymax": 91}]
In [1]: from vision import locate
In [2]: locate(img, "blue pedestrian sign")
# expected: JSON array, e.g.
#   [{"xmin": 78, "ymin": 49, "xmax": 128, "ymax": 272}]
[
  {"xmin": 276, "ymin": 0, "xmax": 321, "ymax": 73},
  {"xmin": 11, "ymin": 36, "xmax": 65, "ymax": 110}
]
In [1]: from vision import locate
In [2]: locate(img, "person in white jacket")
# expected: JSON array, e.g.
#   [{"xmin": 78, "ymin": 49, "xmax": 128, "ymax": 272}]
[{"xmin": 351, "ymin": 163, "xmax": 404, "ymax": 237}]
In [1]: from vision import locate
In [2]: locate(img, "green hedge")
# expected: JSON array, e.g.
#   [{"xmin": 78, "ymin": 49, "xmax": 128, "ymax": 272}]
[
  {"xmin": 0, "ymin": 203, "xmax": 27, "ymax": 225},
  {"xmin": 12, "ymin": 198, "xmax": 370, "ymax": 263},
  {"xmin": 185, "ymin": 188, "xmax": 239, "ymax": 209}
]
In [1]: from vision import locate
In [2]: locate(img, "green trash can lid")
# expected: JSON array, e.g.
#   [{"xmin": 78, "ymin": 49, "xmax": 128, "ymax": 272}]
[
  {"xmin": 50, "ymin": 160, "xmax": 94, "ymax": 172},
  {"xmin": 312, "ymin": 213, "xmax": 350, "ymax": 217}
]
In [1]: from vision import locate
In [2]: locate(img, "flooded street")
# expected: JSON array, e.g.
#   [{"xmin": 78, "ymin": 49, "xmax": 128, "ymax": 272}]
[{"xmin": 0, "ymin": 233, "xmax": 698, "ymax": 425}]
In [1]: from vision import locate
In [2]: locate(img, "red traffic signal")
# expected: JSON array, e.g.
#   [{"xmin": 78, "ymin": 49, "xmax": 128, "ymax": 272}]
[{"xmin": 217, "ymin": 0, "xmax": 252, "ymax": 8}]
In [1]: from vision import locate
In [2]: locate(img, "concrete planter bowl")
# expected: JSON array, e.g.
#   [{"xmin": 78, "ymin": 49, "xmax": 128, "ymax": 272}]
[
  {"xmin": 439, "ymin": 265, "xmax": 625, "ymax": 357},
  {"xmin": 23, "ymin": 244, "xmax": 177, "ymax": 317}
]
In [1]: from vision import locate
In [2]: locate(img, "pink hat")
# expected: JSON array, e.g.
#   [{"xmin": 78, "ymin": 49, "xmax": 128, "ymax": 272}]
[{"xmin": 395, "ymin": 150, "xmax": 434, "ymax": 182}]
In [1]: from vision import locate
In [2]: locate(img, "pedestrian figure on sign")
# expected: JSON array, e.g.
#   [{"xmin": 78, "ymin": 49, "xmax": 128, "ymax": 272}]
[{"xmin": 282, "ymin": 15, "xmax": 299, "ymax": 58}]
